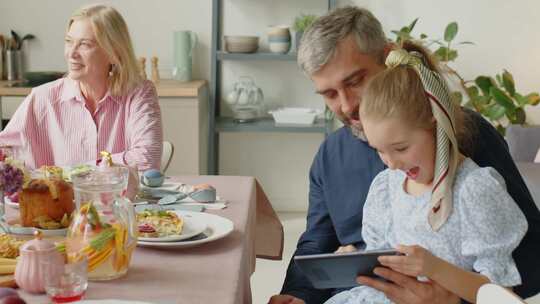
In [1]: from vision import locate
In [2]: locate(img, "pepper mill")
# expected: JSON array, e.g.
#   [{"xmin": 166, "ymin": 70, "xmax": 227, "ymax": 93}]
[
  {"xmin": 151, "ymin": 56, "xmax": 160, "ymax": 83},
  {"xmin": 138, "ymin": 57, "xmax": 147, "ymax": 79}
]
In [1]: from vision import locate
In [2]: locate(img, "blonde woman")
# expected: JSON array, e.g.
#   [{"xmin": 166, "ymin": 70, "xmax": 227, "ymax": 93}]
[{"xmin": 0, "ymin": 4, "xmax": 162, "ymax": 171}]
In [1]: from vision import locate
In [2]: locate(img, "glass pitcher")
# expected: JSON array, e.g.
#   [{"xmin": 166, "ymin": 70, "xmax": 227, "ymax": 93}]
[{"xmin": 65, "ymin": 166, "xmax": 138, "ymax": 281}]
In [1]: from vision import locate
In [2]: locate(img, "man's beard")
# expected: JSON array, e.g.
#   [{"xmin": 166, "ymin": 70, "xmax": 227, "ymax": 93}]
[
  {"xmin": 350, "ymin": 125, "xmax": 367, "ymax": 141},
  {"xmin": 336, "ymin": 112, "xmax": 367, "ymax": 141}
]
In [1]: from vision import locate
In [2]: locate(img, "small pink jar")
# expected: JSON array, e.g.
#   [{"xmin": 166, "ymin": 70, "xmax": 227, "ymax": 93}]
[{"xmin": 15, "ymin": 231, "xmax": 64, "ymax": 294}]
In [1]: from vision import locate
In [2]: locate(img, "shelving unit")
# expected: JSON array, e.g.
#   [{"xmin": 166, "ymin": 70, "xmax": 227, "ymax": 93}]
[{"xmin": 209, "ymin": 0, "xmax": 337, "ymax": 174}]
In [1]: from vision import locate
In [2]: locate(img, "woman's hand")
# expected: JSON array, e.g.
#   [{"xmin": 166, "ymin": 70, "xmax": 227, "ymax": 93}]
[{"xmin": 377, "ymin": 245, "xmax": 439, "ymax": 278}]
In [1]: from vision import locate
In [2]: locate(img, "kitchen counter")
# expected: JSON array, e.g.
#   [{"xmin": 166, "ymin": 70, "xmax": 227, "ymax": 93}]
[{"xmin": 0, "ymin": 79, "xmax": 207, "ymax": 97}]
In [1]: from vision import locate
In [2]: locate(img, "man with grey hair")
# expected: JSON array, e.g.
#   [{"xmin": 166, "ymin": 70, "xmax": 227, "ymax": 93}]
[{"xmin": 269, "ymin": 6, "xmax": 540, "ymax": 304}]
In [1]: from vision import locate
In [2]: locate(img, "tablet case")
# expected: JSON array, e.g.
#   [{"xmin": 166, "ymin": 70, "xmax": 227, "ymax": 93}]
[{"xmin": 294, "ymin": 249, "xmax": 398, "ymax": 289}]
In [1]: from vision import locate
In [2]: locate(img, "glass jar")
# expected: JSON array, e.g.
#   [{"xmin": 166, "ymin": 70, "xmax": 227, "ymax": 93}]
[
  {"xmin": 225, "ymin": 76, "xmax": 265, "ymax": 122},
  {"xmin": 65, "ymin": 166, "xmax": 138, "ymax": 281}
]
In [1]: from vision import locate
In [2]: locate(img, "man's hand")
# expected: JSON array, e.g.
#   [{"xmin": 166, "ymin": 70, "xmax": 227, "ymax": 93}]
[
  {"xmin": 357, "ymin": 267, "xmax": 460, "ymax": 304},
  {"xmin": 268, "ymin": 294, "xmax": 306, "ymax": 304},
  {"xmin": 335, "ymin": 244, "xmax": 357, "ymax": 253}
]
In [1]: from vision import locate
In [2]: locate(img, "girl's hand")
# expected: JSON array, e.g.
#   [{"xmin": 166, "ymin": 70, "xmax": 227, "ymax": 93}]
[
  {"xmin": 335, "ymin": 244, "xmax": 357, "ymax": 253},
  {"xmin": 378, "ymin": 245, "xmax": 439, "ymax": 278}
]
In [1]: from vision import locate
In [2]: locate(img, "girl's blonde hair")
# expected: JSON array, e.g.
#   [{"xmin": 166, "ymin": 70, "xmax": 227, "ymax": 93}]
[
  {"xmin": 68, "ymin": 4, "xmax": 142, "ymax": 96},
  {"xmin": 361, "ymin": 43, "xmax": 471, "ymax": 151}
]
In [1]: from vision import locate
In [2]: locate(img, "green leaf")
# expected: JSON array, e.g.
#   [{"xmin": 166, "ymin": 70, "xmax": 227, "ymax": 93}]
[
  {"xmin": 22, "ymin": 34, "xmax": 35, "ymax": 41},
  {"xmin": 526, "ymin": 93, "xmax": 540, "ymax": 105},
  {"xmin": 495, "ymin": 74, "xmax": 503, "ymax": 87},
  {"xmin": 514, "ymin": 93, "xmax": 529, "ymax": 107},
  {"xmin": 490, "ymin": 87, "xmax": 517, "ymax": 112},
  {"xmin": 420, "ymin": 33, "xmax": 428, "ymax": 39},
  {"xmin": 502, "ymin": 70, "xmax": 516, "ymax": 96},
  {"xmin": 408, "ymin": 18, "xmax": 419, "ymax": 32},
  {"xmin": 466, "ymin": 86, "xmax": 479, "ymax": 98},
  {"xmin": 434, "ymin": 47, "xmax": 449, "ymax": 62},
  {"xmin": 475, "ymin": 76, "xmax": 495, "ymax": 96},
  {"xmin": 447, "ymin": 49, "xmax": 458, "ymax": 61},
  {"xmin": 484, "ymin": 104, "xmax": 506, "ymax": 120},
  {"xmin": 444, "ymin": 22, "xmax": 458, "ymax": 42},
  {"xmin": 513, "ymin": 107, "xmax": 526, "ymax": 124}
]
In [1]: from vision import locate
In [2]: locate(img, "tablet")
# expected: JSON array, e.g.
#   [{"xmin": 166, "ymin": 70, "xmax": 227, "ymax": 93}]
[{"xmin": 294, "ymin": 249, "xmax": 399, "ymax": 289}]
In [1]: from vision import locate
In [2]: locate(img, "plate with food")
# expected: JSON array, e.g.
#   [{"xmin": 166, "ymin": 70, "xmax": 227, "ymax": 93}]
[
  {"xmin": 137, "ymin": 210, "xmax": 234, "ymax": 248},
  {"xmin": 137, "ymin": 209, "xmax": 207, "ymax": 242}
]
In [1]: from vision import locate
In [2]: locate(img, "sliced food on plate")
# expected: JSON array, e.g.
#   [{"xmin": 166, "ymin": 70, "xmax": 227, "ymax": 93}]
[{"xmin": 136, "ymin": 210, "xmax": 184, "ymax": 238}]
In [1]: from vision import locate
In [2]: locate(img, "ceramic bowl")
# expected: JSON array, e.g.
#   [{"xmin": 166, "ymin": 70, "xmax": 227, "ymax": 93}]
[
  {"xmin": 267, "ymin": 25, "xmax": 291, "ymax": 37},
  {"xmin": 269, "ymin": 42, "xmax": 291, "ymax": 54},
  {"xmin": 141, "ymin": 169, "xmax": 165, "ymax": 187},
  {"xmin": 224, "ymin": 36, "xmax": 259, "ymax": 53}
]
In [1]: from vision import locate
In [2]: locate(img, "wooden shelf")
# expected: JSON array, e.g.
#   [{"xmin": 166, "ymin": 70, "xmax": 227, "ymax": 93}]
[
  {"xmin": 215, "ymin": 117, "xmax": 327, "ymax": 133},
  {"xmin": 217, "ymin": 51, "xmax": 297, "ymax": 61}
]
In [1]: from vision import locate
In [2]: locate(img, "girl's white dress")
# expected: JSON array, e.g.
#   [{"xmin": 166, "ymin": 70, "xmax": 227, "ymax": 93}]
[{"xmin": 325, "ymin": 158, "xmax": 528, "ymax": 304}]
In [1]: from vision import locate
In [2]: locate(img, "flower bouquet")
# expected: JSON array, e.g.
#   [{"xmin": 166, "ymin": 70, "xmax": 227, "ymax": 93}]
[{"xmin": 0, "ymin": 148, "xmax": 29, "ymax": 218}]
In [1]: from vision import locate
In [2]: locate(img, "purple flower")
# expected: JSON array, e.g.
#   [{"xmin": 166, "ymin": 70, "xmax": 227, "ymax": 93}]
[{"xmin": 0, "ymin": 163, "xmax": 24, "ymax": 194}]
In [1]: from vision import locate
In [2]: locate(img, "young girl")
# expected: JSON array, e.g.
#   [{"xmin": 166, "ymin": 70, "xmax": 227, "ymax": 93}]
[{"xmin": 325, "ymin": 49, "xmax": 528, "ymax": 304}]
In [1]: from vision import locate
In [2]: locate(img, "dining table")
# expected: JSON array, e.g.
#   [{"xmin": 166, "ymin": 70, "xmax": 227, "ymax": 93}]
[{"xmin": 14, "ymin": 175, "xmax": 284, "ymax": 304}]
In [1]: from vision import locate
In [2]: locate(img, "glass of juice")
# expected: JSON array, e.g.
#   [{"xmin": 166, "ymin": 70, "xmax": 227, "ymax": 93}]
[{"xmin": 42, "ymin": 256, "xmax": 88, "ymax": 303}]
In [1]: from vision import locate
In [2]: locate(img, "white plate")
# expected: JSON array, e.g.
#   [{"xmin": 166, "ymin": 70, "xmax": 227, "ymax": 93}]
[
  {"xmin": 4, "ymin": 224, "xmax": 67, "ymax": 236},
  {"xmin": 137, "ymin": 211, "xmax": 234, "ymax": 248},
  {"xmin": 4, "ymin": 196, "xmax": 19, "ymax": 209},
  {"xmin": 138, "ymin": 215, "xmax": 207, "ymax": 242}
]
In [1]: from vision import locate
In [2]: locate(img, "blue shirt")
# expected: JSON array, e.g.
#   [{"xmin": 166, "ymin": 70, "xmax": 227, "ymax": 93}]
[{"xmin": 281, "ymin": 111, "xmax": 540, "ymax": 303}]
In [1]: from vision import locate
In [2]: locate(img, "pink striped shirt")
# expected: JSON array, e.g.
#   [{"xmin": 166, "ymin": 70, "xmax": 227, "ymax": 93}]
[{"xmin": 0, "ymin": 77, "xmax": 163, "ymax": 171}]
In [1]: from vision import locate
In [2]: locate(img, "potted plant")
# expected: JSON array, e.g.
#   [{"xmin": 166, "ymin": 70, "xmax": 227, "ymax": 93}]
[
  {"xmin": 392, "ymin": 20, "xmax": 540, "ymax": 135},
  {"xmin": 293, "ymin": 14, "xmax": 318, "ymax": 52}
]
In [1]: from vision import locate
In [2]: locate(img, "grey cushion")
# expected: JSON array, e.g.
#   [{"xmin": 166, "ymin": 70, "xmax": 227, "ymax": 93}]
[
  {"xmin": 505, "ymin": 125, "xmax": 540, "ymax": 162},
  {"xmin": 516, "ymin": 162, "xmax": 540, "ymax": 211}
]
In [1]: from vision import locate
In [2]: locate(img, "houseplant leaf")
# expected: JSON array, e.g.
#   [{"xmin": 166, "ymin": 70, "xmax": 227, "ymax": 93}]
[
  {"xmin": 513, "ymin": 107, "xmax": 526, "ymax": 124},
  {"xmin": 484, "ymin": 104, "xmax": 506, "ymax": 120},
  {"xmin": 466, "ymin": 86, "xmax": 479, "ymax": 98},
  {"xmin": 435, "ymin": 47, "xmax": 458, "ymax": 61},
  {"xmin": 490, "ymin": 86, "xmax": 516, "ymax": 112},
  {"xmin": 502, "ymin": 70, "xmax": 516, "ymax": 96},
  {"xmin": 526, "ymin": 93, "xmax": 540, "ymax": 105},
  {"xmin": 407, "ymin": 18, "xmax": 419, "ymax": 32},
  {"xmin": 444, "ymin": 22, "xmax": 458, "ymax": 42},
  {"xmin": 475, "ymin": 76, "xmax": 495, "ymax": 96}
]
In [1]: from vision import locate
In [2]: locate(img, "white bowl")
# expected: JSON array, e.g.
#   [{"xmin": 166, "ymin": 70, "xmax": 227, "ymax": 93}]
[
  {"xmin": 224, "ymin": 36, "xmax": 259, "ymax": 53},
  {"xmin": 269, "ymin": 107, "xmax": 322, "ymax": 125}
]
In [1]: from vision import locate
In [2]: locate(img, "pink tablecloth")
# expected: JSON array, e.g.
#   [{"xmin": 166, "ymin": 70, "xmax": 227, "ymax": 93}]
[{"xmin": 18, "ymin": 175, "xmax": 284, "ymax": 304}]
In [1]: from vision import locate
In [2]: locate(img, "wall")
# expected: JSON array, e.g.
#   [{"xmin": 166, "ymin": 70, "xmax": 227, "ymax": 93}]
[
  {"xmin": 2, "ymin": 0, "xmax": 540, "ymax": 211},
  {"xmin": 347, "ymin": 0, "xmax": 540, "ymax": 122}
]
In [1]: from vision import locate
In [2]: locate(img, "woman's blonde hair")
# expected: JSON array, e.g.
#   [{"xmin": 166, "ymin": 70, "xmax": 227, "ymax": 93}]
[
  {"xmin": 361, "ymin": 43, "xmax": 471, "ymax": 152},
  {"xmin": 68, "ymin": 4, "xmax": 142, "ymax": 96}
]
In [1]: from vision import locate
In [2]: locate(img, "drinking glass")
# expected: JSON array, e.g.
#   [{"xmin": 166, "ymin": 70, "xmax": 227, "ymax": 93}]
[{"xmin": 42, "ymin": 256, "xmax": 88, "ymax": 303}]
